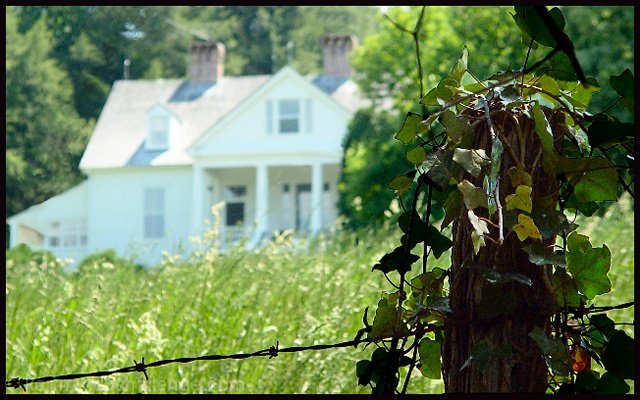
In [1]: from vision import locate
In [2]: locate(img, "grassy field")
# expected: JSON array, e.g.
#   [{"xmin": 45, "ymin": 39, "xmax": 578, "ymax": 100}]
[{"xmin": 5, "ymin": 196, "xmax": 634, "ymax": 394}]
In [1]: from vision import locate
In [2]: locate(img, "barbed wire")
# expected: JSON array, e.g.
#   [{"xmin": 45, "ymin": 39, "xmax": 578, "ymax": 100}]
[{"xmin": 5, "ymin": 337, "xmax": 373, "ymax": 392}]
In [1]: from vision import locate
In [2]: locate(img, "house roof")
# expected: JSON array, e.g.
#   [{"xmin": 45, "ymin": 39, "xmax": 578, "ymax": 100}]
[{"xmin": 79, "ymin": 68, "xmax": 369, "ymax": 170}]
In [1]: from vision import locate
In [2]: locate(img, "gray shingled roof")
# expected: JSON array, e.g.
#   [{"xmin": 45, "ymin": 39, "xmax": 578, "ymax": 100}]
[{"xmin": 79, "ymin": 70, "xmax": 368, "ymax": 170}]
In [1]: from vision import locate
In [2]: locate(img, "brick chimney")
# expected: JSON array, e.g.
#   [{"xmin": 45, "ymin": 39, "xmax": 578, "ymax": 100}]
[
  {"xmin": 188, "ymin": 38, "xmax": 225, "ymax": 82},
  {"xmin": 321, "ymin": 34, "xmax": 358, "ymax": 76}
]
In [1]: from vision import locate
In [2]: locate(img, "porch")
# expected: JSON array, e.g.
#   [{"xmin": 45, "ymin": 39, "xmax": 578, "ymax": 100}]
[{"xmin": 191, "ymin": 162, "xmax": 340, "ymax": 248}]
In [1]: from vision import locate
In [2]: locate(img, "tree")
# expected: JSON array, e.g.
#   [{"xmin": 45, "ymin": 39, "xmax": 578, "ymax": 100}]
[
  {"xmin": 6, "ymin": 8, "xmax": 92, "ymax": 225},
  {"xmin": 354, "ymin": 6, "xmax": 634, "ymax": 393}
]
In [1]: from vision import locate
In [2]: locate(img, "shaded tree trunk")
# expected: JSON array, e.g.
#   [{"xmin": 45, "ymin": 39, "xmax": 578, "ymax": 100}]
[{"xmin": 442, "ymin": 108, "xmax": 562, "ymax": 392}]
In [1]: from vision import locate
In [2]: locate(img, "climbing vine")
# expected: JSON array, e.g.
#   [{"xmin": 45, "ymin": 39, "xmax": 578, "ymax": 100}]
[{"xmin": 354, "ymin": 6, "xmax": 634, "ymax": 394}]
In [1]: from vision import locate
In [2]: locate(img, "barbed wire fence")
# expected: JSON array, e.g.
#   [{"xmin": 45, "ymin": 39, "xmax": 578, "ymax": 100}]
[{"xmin": 5, "ymin": 337, "xmax": 373, "ymax": 392}]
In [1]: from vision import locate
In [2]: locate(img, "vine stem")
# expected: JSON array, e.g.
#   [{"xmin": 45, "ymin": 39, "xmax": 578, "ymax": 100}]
[{"xmin": 479, "ymin": 95, "xmax": 504, "ymax": 244}]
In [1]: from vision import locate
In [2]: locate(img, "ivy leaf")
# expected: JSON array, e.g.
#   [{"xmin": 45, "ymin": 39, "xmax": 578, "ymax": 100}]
[
  {"xmin": 372, "ymin": 245, "xmax": 420, "ymax": 275},
  {"xmin": 468, "ymin": 210, "xmax": 489, "ymax": 254},
  {"xmin": 425, "ymin": 226, "xmax": 452, "ymax": 259},
  {"xmin": 523, "ymin": 242, "xmax": 566, "ymax": 268},
  {"xmin": 448, "ymin": 46, "xmax": 468, "ymax": 86},
  {"xmin": 421, "ymin": 83, "xmax": 455, "ymax": 107},
  {"xmin": 585, "ymin": 118, "xmax": 633, "ymax": 148},
  {"xmin": 512, "ymin": 213, "xmax": 542, "ymax": 241},
  {"xmin": 529, "ymin": 327, "xmax": 572, "ymax": 376},
  {"xmin": 388, "ymin": 175, "xmax": 413, "ymax": 197},
  {"xmin": 551, "ymin": 269, "xmax": 586, "ymax": 308},
  {"xmin": 395, "ymin": 112, "xmax": 427, "ymax": 144},
  {"xmin": 531, "ymin": 102, "xmax": 558, "ymax": 173},
  {"xmin": 459, "ymin": 342, "xmax": 512, "ymax": 372},
  {"xmin": 609, "ymin": 68, "xmax": 634, "ymax": 112},
  {"xmin": 602, "ymin": 330, "xmax": 634, "ymax": 380},
  {"xmin": 465, "ymin": 264, "xmax": 533, "ymax": 286},
  {"xmin": 589, "ymin": 314, "xmax": 615, "ymax": 343},
  {"xmin": 406, "ymin": 146, "xmax": 427, "ymax": 165},
  {"xmin": 440, "ymin": 110, "xmax": 472, "ymax": 147},
  {"xmin": 566, "ymin": 232, "xmax": 611, "ymax": 300},
  {"xmin": 561, "ymin": 77, "xmax": 600, "ymax": 110},
  {"xmin": 410, "ymin": 268, "xmax": 448, "ymax": 297},
  {"xmin": 596, "ymin": 372, "xmax": 630, "ymax": 394},
  {"xmin": 417, "ymin": 337, "xmax": 441, "ymax": 379},
  {"xmin": 557, "ymin": 156, "xmax": 618, "ymax": 203},
  {"xmin": 507, "ymin": 165, "xmax": 532, "ymax": 188},
  {"xmin": 356, "ymin": 360, "xmax": 372, "ymax": 386},
  {"xmin": 368, "ymin": 297, "xmax": 409, "ymax": 341},
  {"xmin": 511, "ymin": 6, "xmax": 565, "ymax": 48},
  {"xmin": 441, "ymin": 186, "xmax": 462, "ymax": 229},
  {"xmin": 505, "ymin": 185, "xmax": 533, "ymax": 213},
  {"xmin": 457, "ymin": 180, "xmax": 489, "ymax": 210},
  {"xmin": 452, "ymin": 148, "xmax": 490, "ymax": 178}
]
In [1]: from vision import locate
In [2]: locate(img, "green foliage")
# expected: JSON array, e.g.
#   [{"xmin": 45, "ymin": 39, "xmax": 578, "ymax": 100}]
[
  {"xmin": 6, "ymin": 7, "xmax": 92, "ymax": 221},
  {"xmin": 351, "ymin": 5, "xmax": 634, "ymax": 394}
]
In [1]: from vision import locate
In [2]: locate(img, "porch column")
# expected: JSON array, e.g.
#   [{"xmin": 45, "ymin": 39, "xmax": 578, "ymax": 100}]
[
  {"xmin": 255, "ymin": 164, "xmax": 269, "ymax": 238},
  {"xmin": 191, "ymin": 165, "xmax": 205, "ymax": 234},
  {"xmin": 310, "ymin": 162, "xmax": 323, "ymax": 233}
]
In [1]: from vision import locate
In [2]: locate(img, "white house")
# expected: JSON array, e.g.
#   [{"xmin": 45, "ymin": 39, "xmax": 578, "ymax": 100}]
[{"xmin": 7, "ymin": 34, "xmax": 370, "ymax": 266}]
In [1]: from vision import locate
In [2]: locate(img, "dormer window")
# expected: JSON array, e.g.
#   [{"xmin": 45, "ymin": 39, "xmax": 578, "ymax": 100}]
[
  {"xmin": 147, "ymin": 114, "xmax": 169, "ymax": 150},
  {"xmin": 278, "ymin": 99, "xmax": 300, "ymax": 134}
]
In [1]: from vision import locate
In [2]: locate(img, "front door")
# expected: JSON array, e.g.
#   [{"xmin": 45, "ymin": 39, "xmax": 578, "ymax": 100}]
[{"xmin": 296, "ymin": 184, "xmax": 311, "ymax": 231}]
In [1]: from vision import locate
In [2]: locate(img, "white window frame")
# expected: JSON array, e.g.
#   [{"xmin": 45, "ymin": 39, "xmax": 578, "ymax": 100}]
[
  {"xmin": 146, "ymin": 114, "xmax": 170, "ymax": 150},
  {"xmin": 144, "ymin": 188, "xmax": 165, "ymax": 238},
  {"xmin": 278, "ymin": 99, "xmax": 300, "ymax": 134}
]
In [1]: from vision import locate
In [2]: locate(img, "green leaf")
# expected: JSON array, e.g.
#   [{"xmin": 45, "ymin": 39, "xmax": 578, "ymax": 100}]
[
  {"xmin": 465, "ymin": 264, "xmax": 533, "ymax": 286},
  {"xmin": 425, "ymin": 226, "xmax": 452, "ymax": 259},
  {"xmin": 441, "ymin": 186, "xmax": 462, "ymax": 229},
  {"xmin": 585, "ymin": 118, "xmax": 634, "ymax": 148},
  {"xmin": 589, "ymin": 314, "xmax": 615, "ymax": 342},
  {"xmin": 452, "ymin": 148, "xmax": 489, "ymax": 178},
  {"xmin": 561, "ymin": 77, "xmax": 600, "ymax": 109},
  {"xmin": 531, "ymin": 102, "xmax": 558, "ymax": 173},
  {"xmin": 410, "ymin": 268, "xmax": 448, "ymax": 297},
  {"xmin": 512, "ymin": 213, "xmax": 542, "ymax": 241},
  {"xmin": 421, "ymin": 84, "xmax": 455, "ymax": 107},
  {"xmin": 596, "ymin": 372, "xmax": 630, "ymax": 394},
  {"xmin": 457, "ymin": 180, "xmax": 488, "ymax": 210},
  {"xmin": 512, "ymin": 6, "xmax": 565, "ymax": 48},
  {"xmin": 609, "ymin": 68, "xmax": 634, "ymax": 112},
  {"xmin": 417, "ymin": 337, "xmax": 441, "ymax": 379},
  {"xmin": 548, "ymin": 50, "xmax": 578, "ymax": 82},
  {"xmin": 505, "ymin": 185, "xmax": 533, "ymax": 213},
  {"xmin": 406, "ymin": 146, "xmax": 427, "ymax": 165},
  {"xmin": 523, "ymin": 242, "xmax": 566, "ymax": 267},
  {"xmin": 448, "ymin": 46, "xmax": 468, "ymax": 86},
  {"xmin": 459, "ymin": 342, "xmax": 512, "ymax": 372},
  {"xmin": 388, "ymin": 175, "xmax": 413, "ymax": 196},
  {"xmin": 507, "ymin": 165, "xmax": 532, "ymax": 188},
  {"xmin": 356, "ymin": 360, "xmax": 372, "ymax": 386},
  {"xmin": 557, "ymin": 156, "xmax": 618, "ymax": 203},
  {"xmin": 602, "ymin": 330, "xmax": 634, "ymax": 380},
  {"xmin": 574, "ymin": 370, "xmax": 599, "ymax": 393},
  {"xmin": 551, "ymin": 269, "xmax": 586, "ymax": 308},
  {"xmin": 395, "ymin": 112, "xmax": 427, "ymax": 144},
  {"xmin": 440, "ymin": 110, "xmax": 472, "ymax": 147},
  {"xmin": 368, "ymin": 297, "xmax": 409, "ymax": 341},
  {"xmin": 529, "ymin": 327, "xmax": 572, "ymax": 376},
  {"xmin": 566, "ymin": 232, "xmax": 611, "ymax": 300},
  {"xmin": 372, "ymin": 245, "xmax": 420, "ymax": 275}
]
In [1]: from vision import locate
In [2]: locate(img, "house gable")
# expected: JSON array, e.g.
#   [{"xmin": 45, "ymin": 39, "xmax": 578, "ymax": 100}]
[{"xmin": 188, "ymin": 66, "xmax": 353, "ymax": 159}]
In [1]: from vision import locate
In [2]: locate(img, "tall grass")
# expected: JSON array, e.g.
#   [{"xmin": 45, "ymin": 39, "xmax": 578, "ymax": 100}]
[{"xmin": 5, "ymin": 196, "xmax": 633, "ymax": 394}]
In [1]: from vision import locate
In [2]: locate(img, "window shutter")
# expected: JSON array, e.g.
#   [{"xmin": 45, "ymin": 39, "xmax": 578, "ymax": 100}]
[
  {"xmin": 305, "ymin": 98, "xmax": 313, "ymax": 133},
  {"xmin": 266, "ymin": 100, "xmax": 273, "ymax": 135}
]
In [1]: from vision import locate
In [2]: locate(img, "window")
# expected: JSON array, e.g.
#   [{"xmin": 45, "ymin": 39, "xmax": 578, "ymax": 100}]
[
  {"xmin": 266, "ymin": 100, "xmax": 273, "ymax": 135},
  {"xmin": 48, "ymin": 221, "xmax": 60, "ymax": 247},
  {"xmin": 144, "ymin": 188, "xmax": 165, "ymax": 238},
  {"xmin": 147, "ymin": 114, "xmax": 169, "ymax": 150},
  {"xmin": 224, "ymin": 185, "xmax": 246, "ymax": 227},
  {"xmin": 279, "ymin": 99, "xmax": 300, "ymax": 133}
]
